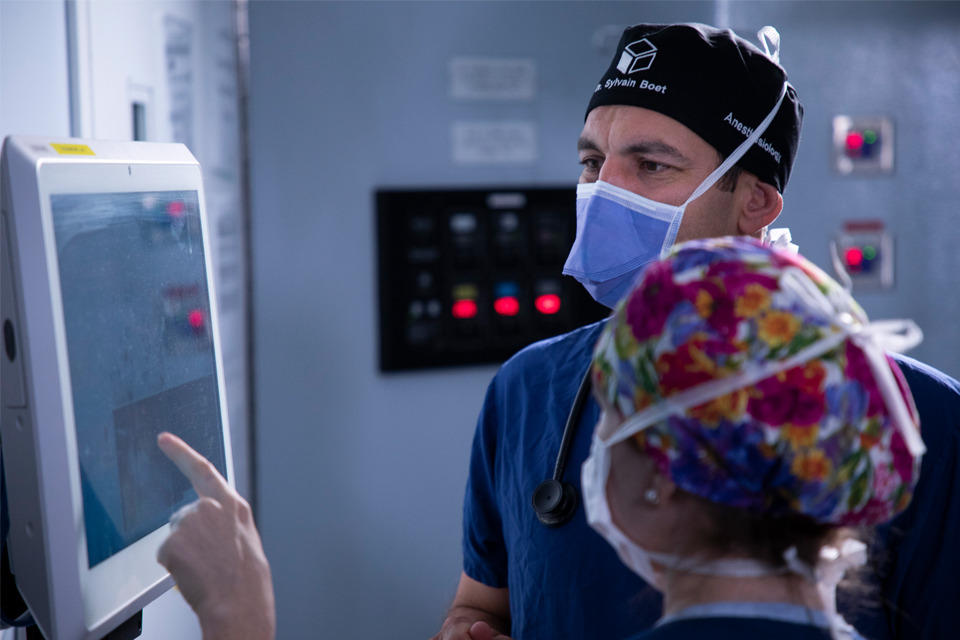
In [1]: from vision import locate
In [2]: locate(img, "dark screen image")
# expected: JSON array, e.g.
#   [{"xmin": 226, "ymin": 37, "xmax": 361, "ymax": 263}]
[{"xmin": 50, "ymin": 190, "xmax": 227, "ymax": 568}]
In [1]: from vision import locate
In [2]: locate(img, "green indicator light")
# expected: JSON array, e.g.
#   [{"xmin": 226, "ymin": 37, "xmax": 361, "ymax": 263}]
[
  {"xmin": 863, "ymin": 130, "xmax": 878, "ymax": 145},
  {"xmin": 863, "ymin": 245, "xmax": 877, "ymax": 260}
]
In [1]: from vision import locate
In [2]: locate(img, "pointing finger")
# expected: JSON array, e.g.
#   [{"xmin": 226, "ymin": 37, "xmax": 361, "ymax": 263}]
[{"xmin": 158, "ymin": 432, "xmax": 232, "ymax": 505}]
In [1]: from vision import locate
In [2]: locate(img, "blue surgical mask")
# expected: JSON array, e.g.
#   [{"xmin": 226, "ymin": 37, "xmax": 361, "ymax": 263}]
[
  {"xmin": 562, "ymin": 180, "xmax": 683, "ymax": 308},
  {"xmin": 563, "ymin": 82, "xmax": 788, "ymax": 308}
]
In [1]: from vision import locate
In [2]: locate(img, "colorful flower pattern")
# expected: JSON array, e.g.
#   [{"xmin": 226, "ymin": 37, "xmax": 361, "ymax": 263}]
[{"xmin": 592, "ymin": 236, "xmax": 922, "ymax": 526}]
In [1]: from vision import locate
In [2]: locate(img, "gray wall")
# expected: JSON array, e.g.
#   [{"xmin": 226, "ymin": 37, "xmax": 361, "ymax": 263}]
[
  {"xmin": 724, "ymin": 0, "xmax": 960, "ymax": 374},
  {"xmin": 247, "ymin": 2, "xmax": 960, "ymax": 638}
]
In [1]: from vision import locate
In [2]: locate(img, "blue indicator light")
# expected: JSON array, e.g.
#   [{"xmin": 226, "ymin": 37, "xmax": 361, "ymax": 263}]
[{"xmin": 494, "ymin": 281, "xmax": 520, "ymax": 298}]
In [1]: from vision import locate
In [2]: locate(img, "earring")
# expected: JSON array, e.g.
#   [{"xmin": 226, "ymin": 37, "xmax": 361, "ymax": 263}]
[{"xmin": 643, "ymin": 488, "xmax": 659, "ymax": 505}]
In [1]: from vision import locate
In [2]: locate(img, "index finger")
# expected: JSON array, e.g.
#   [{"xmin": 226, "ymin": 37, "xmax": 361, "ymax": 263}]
[{"xmin": 158, "ymin": 432, "xmax": 232, "ymax": 505}]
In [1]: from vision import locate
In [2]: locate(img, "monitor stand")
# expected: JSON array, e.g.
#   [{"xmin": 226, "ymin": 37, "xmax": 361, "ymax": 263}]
[{"xmin": 1, "ymin": 450, "xmax": 32, "ymax": 628}]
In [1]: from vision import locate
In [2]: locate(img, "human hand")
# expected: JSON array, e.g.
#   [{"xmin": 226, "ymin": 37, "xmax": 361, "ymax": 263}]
[
  {"xmin": 430, "ymin": 620, "xmax": 512, "ymax": 640},
  {"xmin": 156, "ymin": 432, "xmax": 275, "ymax": 640},
  {"xmin": 467, "ymin": 621, "xmax": 513, "ymax": 640},
  {"xmin": 431, "ymin": 575, "xmax": 511, "ymax": 640}
]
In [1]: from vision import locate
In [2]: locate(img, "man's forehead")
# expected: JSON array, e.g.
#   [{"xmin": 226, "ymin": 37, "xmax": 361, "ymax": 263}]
[{"xmin": 578, "ymin": 105, "xmax": 717, "ymax": 161}]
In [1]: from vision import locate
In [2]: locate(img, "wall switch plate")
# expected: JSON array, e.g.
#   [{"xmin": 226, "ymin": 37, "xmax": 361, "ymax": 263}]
[
  {"xmin": 832, "ymin": 115, "xmax": 894, "ymax": 175},
  {"xmin": 834, "ymin": 219, "xmax": 894, "ymax": 290}
]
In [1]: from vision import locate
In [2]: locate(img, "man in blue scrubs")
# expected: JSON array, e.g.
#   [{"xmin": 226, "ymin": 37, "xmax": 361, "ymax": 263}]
[{"xmin": 436, "ymin": 23, "xmax": 960, "ymax": 640}]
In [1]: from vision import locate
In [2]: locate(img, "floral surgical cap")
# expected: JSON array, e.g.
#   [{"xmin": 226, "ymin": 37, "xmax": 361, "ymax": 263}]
[{"xmin": 591, "ymin": 236, "xmax": 922, "ymax": 526}]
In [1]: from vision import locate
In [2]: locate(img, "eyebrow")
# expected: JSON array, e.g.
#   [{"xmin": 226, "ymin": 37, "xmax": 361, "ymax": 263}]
[
  {"xmin": 622, "ymin": 141, "xmax": 690, "ymax": 163},
  {"xmin": 577, "ymin": 136, "xmax": 600, "ymax": 152},
  {"xmin": 577, "ymin": 136, "xmax": 691, "ymax": 164}
]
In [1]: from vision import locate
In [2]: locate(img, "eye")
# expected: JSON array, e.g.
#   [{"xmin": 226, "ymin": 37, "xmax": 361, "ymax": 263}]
[
  {"xmin": 579, "ymin": 155, "xmax": 603, "ymax": 179},
  {"xmin": 579, "ymin": 156, "xmax": 602, "ymax": 171},
  {"xmin": 638, "ymin": 160, "xmax": 671, "ymax": 174}
]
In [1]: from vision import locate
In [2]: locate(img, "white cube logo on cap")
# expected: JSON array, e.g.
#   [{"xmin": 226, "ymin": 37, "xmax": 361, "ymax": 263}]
[{"xmin": 616, "ymin": 39, "xmax": 657, "ymax": 74}]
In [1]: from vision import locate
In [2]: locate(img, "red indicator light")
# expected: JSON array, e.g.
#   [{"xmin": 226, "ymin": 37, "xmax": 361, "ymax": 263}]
[
  {"xmin": 845, "ymin": 247, "xmax": 863, "ymax": 269},
  {"xmin": 845, "ymin": 132, "xmax": 864, "ymax": 155},
  {"xmin": 494, "ymin": 296, "xmax": 520, "ymax": 317},
  {"xmin": 168, "ymin": 200, "xmax": 186, "ymax": 218},
  {"xmin": 535, "ymin": 294, "xmax": 561, "ymax": 315},
  {"xmin": 188, "ymin": 309, "xmax": 205, "ymax": 329},
  {"xmin": 452, "ymin": 299, "xmax": 478, "ymax": 319}
]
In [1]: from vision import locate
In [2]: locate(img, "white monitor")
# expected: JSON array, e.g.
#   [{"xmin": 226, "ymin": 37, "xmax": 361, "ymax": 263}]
[{"xmin": 0, "ymin": 136, "xmax": 233, "ymax": 639}]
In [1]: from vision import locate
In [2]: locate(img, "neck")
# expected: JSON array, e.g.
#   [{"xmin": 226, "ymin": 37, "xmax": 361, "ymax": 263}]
[{"xmin": 661, "ymin": 570, "xmax": 823, "ymax": 616}]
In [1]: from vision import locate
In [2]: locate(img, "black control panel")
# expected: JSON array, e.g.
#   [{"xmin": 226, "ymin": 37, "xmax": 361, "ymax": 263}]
[{"xmin": 377, "ymin": 187, "xmax": 608, "ymax": 371}]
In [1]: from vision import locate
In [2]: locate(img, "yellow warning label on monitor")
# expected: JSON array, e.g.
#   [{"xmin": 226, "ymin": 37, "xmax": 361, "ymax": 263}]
[{"xmin": 50, "ymin": 143, "xmax": 95, "ymax": 156}]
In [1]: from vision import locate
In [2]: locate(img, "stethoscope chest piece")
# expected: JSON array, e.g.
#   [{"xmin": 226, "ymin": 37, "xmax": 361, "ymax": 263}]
[{"xmin": 532, "ymin": 478, "xmax": 579, "ymax": 527}]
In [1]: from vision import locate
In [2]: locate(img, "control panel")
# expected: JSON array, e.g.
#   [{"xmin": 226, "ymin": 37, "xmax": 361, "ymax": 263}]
[
  {"xmin": 832, "ymin": 115, "xmax": 894, "ymax": 175},
  {"xmin": 834, "ymin": 219, "xmax": 894, "ymax": 290},
  {"xmin": 377, "ymin": 187, "xmax": 607, "ymax": 371}
]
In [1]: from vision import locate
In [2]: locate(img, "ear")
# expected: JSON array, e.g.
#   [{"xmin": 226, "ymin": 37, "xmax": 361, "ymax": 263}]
[
  {"xmin": 736, "ymin": 174, "xmax": 783, "ymax": 236},
  {"xmin": 652, "ymin": 471, "xmax": 677, "ymax": 504}
]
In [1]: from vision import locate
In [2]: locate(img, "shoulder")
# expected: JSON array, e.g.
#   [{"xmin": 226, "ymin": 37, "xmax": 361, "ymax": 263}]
[
  {"xmin": 474, "ymin": 319, "xmax": 607, "ymax": 442},
  {"xmin": 891, "ymin": 354, "xmax": 960, "ymax": 452},
  {"xmin": 892, "ymin": 353, "xmax": 960, "ymax": 402},
  {"xmin": 476, "ymin": 320, "xmax": 607, "ymax": 449},
  {"xmin": 494, "ymin": 319, "xmax": 608, "ymax": 388}
]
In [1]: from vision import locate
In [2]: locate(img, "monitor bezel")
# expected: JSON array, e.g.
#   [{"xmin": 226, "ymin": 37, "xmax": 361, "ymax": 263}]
[{"xmin": 4, "ymin": 139, "xmax": 234, "ymax": 638}]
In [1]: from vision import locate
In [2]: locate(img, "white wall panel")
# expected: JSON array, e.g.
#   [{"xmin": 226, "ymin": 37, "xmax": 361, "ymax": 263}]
[
  {"xmin": 70, "ymin": 0, "xmax": 252, "ymax": 505},
  {"xmin": 0, "ymin": 0, "xmax": 71, "ymax": 138}
]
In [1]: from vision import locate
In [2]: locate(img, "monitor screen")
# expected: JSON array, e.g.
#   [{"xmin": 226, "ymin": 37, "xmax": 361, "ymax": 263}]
[{"xmin": 49, "ymin": 190, "xmax": 227, "ymax": 568}]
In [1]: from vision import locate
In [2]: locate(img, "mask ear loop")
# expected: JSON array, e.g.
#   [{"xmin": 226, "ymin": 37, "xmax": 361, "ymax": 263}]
[
  {"xmin": 758, "ymin": 26, "xmax": 782, "ymax": 64},
  {"xmin": 659, "ymin": 80, "xmax": 789, "ymax": 258},
  {"xmin": 784, "ymin": 540, "xmax": 867, "ymax": 640},
  {"xmin": 682, "ymin": 80, "xmax": 788, "ymax": 207}
]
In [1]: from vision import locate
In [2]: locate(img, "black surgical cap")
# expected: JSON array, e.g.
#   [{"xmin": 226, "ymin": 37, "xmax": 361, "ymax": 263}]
[{"xmin": 587, "ymin": 23, "xmax": 803, "ymax": 193}]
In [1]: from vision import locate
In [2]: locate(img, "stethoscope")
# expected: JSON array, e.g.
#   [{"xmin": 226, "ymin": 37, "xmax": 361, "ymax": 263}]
[{"xmin": 531, "ymin": 367, "xmax": 592, "ymax": 527}]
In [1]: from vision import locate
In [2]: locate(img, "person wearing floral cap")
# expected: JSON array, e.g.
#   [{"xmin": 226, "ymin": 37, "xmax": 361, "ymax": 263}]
[{"xmin": 585, "ymin": 236, "xmax": 924, "ymax": 640}]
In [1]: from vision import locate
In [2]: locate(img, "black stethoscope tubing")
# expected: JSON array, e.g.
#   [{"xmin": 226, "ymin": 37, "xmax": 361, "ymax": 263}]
[{"xmin": 531, "ymin": 367, "xmax": 592, "ymax": 527}]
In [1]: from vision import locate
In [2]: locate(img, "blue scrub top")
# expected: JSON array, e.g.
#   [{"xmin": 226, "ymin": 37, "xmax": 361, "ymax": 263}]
[{"xmin": 462, "ymin": 320, "xmax": 960, "ymax": 640}]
